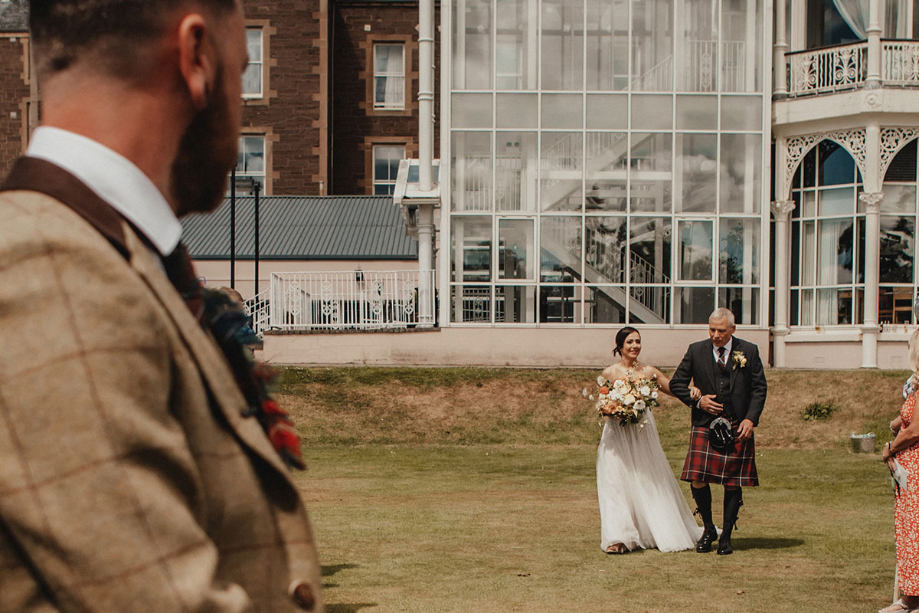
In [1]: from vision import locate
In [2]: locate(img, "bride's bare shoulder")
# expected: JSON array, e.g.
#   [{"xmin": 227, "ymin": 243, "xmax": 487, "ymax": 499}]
[{"xmin": 600, "ymin": 365, "xmax": 618, "ymax": 379}]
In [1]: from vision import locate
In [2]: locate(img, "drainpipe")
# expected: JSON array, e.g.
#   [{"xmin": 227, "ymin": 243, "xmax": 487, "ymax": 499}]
[
  {"xmin": 419, "ymin": 0, "xmax": 434, "ymax": 191},
  {"xmin": 417, "ymin": 0, "xmax": 436, "ymax": 326}
]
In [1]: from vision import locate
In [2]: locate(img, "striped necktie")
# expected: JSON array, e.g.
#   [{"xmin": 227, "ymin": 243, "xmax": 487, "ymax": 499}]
[{"xmin": 717, "ymin": 346, "xmax": 726, "ymax": 370}]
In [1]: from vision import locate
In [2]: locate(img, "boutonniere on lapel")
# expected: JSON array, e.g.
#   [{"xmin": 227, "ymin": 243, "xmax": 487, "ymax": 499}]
[{"xmin": 731, "ymin": 351, "xmax": 747, "ymax": 369}]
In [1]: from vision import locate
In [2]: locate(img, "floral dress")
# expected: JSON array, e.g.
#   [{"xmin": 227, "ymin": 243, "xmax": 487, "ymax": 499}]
[{"xmin": 896, "ymin": 393, "xmax": 919, "ymax": 595}]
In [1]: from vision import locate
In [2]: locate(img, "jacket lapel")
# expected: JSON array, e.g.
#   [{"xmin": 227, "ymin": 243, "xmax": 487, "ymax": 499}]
[
  {"xmin": 729, "ymin": 338, "xmax": 742, "ymax": 389},
  {"xmin": 699, "ymin": 339, "xmax": 716, "ymax": 391},
  {"xmin": 125, "ymin": 226, "xmax": 297, "ymax": 482},
  {"xmin": 2, "ymin": 157, "xmax": 297, "ymax": 484}
]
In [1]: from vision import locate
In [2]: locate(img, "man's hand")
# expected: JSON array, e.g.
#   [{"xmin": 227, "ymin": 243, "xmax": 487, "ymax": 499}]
[
  {"xmin": 737, "ymin": 419, "xmax": 755, "ymax": 440},
  {"xmin": 698, "ymin": 394, "xmax": 723, "ymax": 415}
]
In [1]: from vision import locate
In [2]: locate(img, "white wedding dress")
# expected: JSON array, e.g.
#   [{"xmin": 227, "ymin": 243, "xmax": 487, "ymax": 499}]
[{"xmin": 596, "ymin": 408, "xmax": 703, "ymax": 553}]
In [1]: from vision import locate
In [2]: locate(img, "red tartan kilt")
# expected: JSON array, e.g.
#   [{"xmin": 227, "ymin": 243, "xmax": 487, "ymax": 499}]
[{"xmin": 681, "ymin": 424, "xmax": 759, "ymax": 487}]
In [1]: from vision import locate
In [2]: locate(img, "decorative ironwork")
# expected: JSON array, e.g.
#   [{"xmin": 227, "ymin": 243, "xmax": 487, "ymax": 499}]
[
  {"xmin": 883, "ymin": 41, "xmax": 919, "ymax": 85},
  {"xmin": 319, "ymin": 279, "xmax": 341, "ymax": 329},
  {"xmin": 880, "ymin": 127, "xmax": 919, "ymax": 180},
  {"xmin": 253, "ymin": 271, "xmax": 433, "ymax": 331},
  {"xmin": 770, "ymin": 200, "xmax": 796, "ymax": 219},
  {"xmin": 786, "ymin": 42, "xmax": 867, "ymax": 96},
  {"xmin": 858, "ymin": 191, "xmax": 884, "ymax": 212},
  {"xmin": 781, "ymin": 129, "xmax": 866, "ymax": 201}
]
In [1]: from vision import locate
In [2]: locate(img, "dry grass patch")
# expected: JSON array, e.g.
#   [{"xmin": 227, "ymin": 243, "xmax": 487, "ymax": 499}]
[{"xmin": 281, "ymin": 367, "xmax": 911, "ymax": 450}]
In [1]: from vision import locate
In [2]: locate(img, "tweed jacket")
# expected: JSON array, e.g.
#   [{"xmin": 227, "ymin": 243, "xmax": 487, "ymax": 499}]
[
  {"xmin": 0, "ymin": 158, "xmax": 323, "ymax": 612},
  {"xmin": 669, "ymin": 336, "xmax": 767, "ymax": 429}
]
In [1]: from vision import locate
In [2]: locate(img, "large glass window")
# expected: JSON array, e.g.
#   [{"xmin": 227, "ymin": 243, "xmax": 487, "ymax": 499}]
[
  {"xmin": 585, "ymin": 0, "xmax": 629, "ymax": 91},
  {"xmin": 452, "ymin": 217, "xmax": 493, "ymax": 282},
  {"xmin": 448, "ymin": 0, "xmax": 767, "ymax": 326},
  {"xmin": 632, "ymin": 0, "xmax": 673, "ymax": 91},
  {"xmin": 452, "ymin": 133, "xmax": 492, "ymax": 211},
  {"xmin": 676, "ymin": 0, "xmax": 719, "ymax": 92},
  {"xmin": 453, "ymin": 0, "xmax": 492, "ymax": 89},
  {"xmin": 540, "ymin": 133, "xmax": 583, "ymax": 211},
  {"xmin": 790, "ymin": 140, "xmax": 864, "ymax": 326},
  {"xmin": 496, "ymin": 0, "xmax": 536, "ymax": 89},
  {"xmin": 878, "ymin": 140, "xmax": 919, "ymax": 325},
  {"xmin": 541, "ymin": 0, "xmax": 585, "ymax": 90}
]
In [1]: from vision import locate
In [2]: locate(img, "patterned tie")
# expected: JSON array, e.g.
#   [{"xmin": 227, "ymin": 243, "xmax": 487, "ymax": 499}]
[
  {"xmin": 162, "ymin": 244, "xmax": 306, "ymax": 470},
  {"xmin": 717, "ymin": 346, "xmax": 727, "ymax": 370}
]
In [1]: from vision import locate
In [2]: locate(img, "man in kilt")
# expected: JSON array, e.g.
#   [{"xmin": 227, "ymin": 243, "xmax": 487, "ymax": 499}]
[{"xmin": 670, "ymin": 308, "xmax": 767, "ymax": 555}]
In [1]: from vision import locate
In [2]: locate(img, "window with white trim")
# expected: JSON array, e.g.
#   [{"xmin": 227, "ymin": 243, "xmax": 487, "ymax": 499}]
[
  {"xmin": 242, "ymin": 28, "xmax": 263, "ymax": 98},
  {"xmin": 373, "ymin": 145, "xmax": 404, "ymax": 195},
  {"xmin": 373, "ymin": 43, "xmax": 405, "ymax": 110},
  {"xmin": 230, "ymin": 135, "xmax": 266, "ymax": 190}
]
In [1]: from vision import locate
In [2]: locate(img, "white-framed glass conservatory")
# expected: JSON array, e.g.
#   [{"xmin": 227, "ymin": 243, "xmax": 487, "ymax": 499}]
[{"xmin": 442, "ymin": 0, "xmax": 770, "ymax": 326}]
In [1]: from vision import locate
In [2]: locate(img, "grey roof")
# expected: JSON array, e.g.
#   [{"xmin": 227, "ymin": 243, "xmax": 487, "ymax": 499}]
[
  {"xmin": 0, "ymin": 0, "xmax": 27, "ymax": 32},
  {"xmin": 182, "ymin": 195, "xmax": 418, "ymax": 261}
]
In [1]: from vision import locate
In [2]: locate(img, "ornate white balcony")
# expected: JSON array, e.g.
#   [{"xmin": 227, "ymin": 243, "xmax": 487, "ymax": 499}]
[{"xmin": 785, "ymin": 40, "xmax": 919, "ymax": 97}]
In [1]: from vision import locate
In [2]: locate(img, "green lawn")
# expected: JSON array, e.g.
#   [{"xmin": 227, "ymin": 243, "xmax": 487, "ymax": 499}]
[
  {"xmin": 282, "ymin": 368, "xmax": 906, "ymax": 612},
  {"xmin": 297, "ymin": 445, "xmax": 898, "ymax": 613}
]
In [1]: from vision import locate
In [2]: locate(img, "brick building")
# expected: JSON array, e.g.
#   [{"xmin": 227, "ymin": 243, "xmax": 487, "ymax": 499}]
[
  {"xmin": 0, "ymin": 0, "xmax": 437, "ymax": 198},
  {"xmin": 0, "ymin": 0, "xmax": 31, "ymax": 182}
]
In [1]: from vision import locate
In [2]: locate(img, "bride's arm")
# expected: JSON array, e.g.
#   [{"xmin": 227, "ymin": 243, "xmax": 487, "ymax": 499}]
[{"xmin": 649, "ymin": 367, "xmax": 700, "ymax": 400}]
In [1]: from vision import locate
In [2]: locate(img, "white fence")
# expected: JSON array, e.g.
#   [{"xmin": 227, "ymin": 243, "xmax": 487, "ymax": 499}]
[{"xmin": 251, "ymin": 270, "xmax": 435, "ymax": 332}]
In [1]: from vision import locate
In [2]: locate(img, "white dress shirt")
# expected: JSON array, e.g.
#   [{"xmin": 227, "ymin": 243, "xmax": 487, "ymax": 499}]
[
  {"xmin": 713, "ymin": 338, "xmax": 734, "ymax": 367},
  {"xmin": 26, "ymin": 126, "xmax": 182, "ymax": 257}
]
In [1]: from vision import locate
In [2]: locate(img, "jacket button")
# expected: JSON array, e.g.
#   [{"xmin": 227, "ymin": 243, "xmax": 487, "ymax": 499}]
[{"xmin": 289, "ymin": 580, "xmax": 316, "ymax": 610}]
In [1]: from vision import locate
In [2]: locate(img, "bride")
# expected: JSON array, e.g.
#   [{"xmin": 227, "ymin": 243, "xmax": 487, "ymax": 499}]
[{"xmin": 597, "ymin": 326, "xmax": 704, "ymax": 554}]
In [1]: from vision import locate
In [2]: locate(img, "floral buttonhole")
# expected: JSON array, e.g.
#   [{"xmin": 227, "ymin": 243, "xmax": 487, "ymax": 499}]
[{"xmin": 731, "ymin": 351, "xmax": 747, "ymax": 369}]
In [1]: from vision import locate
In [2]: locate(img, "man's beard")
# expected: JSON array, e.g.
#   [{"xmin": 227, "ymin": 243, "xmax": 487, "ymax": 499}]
[{"xmin": 170, "ymin": 69, "xmax": 238, "ymax": 217}]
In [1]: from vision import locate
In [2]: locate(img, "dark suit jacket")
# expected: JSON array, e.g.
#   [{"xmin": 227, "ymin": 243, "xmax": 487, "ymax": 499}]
[{"xmin": 670, "ymin": 336, "xmax": 767, "ymax": 428}]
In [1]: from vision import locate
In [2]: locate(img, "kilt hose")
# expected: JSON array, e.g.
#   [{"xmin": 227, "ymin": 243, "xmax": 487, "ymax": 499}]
[{"xmin": 681, "ymin": 422, "xmax": 759, "ymax": 488}]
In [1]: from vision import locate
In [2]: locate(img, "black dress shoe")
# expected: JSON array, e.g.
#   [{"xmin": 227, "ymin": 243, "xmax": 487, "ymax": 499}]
[
  {"xmin": 696, "ymin": 525, "xmax": 717, "ymax": 553},
  {"xmin": 717, "ymin": 533, "xmax": 733, "ymax": 555}
]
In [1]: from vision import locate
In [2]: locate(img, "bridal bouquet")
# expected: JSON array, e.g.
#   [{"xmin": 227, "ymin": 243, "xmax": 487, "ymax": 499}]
[{"xmin": 595, "ymin": 371, "xmax": 660, "ymax": 427}]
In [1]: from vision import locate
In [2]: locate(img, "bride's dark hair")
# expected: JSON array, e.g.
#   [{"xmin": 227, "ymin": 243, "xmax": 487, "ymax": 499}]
[{"xmin": 613, "ymin": 326, "xmax": 640, "ymax": 357}]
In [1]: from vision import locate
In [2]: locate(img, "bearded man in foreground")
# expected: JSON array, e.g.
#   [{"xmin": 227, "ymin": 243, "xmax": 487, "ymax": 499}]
[{"xmin": 0, "ymin": 1, "xmax": 322, "ymax": 610}]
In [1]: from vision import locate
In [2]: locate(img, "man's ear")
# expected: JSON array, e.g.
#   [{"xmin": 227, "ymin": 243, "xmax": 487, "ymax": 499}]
[{"xmin": 177, "ymin": 13, "xmax": 214, "ymax": 110}]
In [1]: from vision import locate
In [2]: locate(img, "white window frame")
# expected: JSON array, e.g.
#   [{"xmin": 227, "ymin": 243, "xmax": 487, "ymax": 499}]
[
  {"xmin": 373, "ymin": 145, "xmax": 405, "ymax": 195},
  {"xmin": 230, "ymin": 135, "xmax": 266, "ymax": 192},
  {"xmin": 373, "ymin": 43, "xmax": 406, "ymax": 110},
  {"xmin": 242, "ymin": 27, "xmax": 264, "ymax": 99}
]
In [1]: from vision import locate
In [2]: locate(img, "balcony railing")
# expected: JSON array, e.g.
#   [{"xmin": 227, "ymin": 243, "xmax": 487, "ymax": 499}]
[
  {"xmin": 785, "ymin": 40, "xmax": 919, "ymax": 97},
  {"xmin": 883, "ymin": 40, "xmax": 919, "ymax": 85},
  {"xmin": 251, "ymin": 270, "xmax": 435, "ymax": 332},
  {"xmin": 786, "ymin": 42, "xmax": 868, "ymax": 96}
]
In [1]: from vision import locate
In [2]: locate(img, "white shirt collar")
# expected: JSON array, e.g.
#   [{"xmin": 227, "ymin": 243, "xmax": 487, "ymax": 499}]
[
  {"xmin": 714, "ymin": 338, "xmax": 734, "ymax": 361},
  {"xmin": 26, "ymin": 126, "xmax": 182, "ymax": 256}
]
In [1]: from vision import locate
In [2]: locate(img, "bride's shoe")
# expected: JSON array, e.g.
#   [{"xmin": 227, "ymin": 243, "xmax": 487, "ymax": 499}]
[{"xmin": 605, "ymin": 543, "xmax": 629, "ymax": 554}]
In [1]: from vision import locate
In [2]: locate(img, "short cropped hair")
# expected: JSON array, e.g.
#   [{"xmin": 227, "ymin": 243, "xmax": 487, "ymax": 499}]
[
  {"xmin": 30, "ymin": 0, "xmax": 238, "ymax": 78},
  {"xmin": 709, "ymin": 307, "xmax": 735, "ymax": 326}
]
